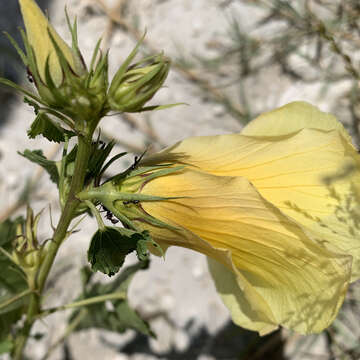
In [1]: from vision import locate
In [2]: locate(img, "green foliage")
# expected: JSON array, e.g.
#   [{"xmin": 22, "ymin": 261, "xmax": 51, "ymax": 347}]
[
  {"xmin": 70, "ymin": 262, "xmax": 154, "ymax": 337},
  {"xmin": 18, "ymin": 140, "xmax": 119, "ymax": 190},
  {"xmin": 27, "ymin": 112, "xmax": 66, "ymax": 143},
  {"xmin": 0, "ymin": 340, "xmax": 13, "ymax": 354},
  {"xmin": 0, "ymin": 218, "xmax": 28, "ymax": 344},
  {"xmin": 88, "ymin": 227, "xmax": 154, "ymax": 276},
  {"xmin": 19, "ymin": 149, "xmax": 59, "ymax": 184}
]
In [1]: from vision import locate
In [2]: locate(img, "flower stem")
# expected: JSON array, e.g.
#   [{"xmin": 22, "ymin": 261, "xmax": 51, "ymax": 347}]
[
  {"xmin": 85, "ymin": 200, "xmax": 105, "ymax": 231},
  {"xmin": 38, "ymin": 135, "xmax": 91, "ymax": 291},
  {"xmin": 0, "ymin": 289, "xmax": 32, "ymax": 311},
  {"xmin": 12, "ymin": 134, "xmax": 92, "ymax": 360},
  {"xmin": 38, "ymin": 291, "xmax": 126, "ymax": 318}
]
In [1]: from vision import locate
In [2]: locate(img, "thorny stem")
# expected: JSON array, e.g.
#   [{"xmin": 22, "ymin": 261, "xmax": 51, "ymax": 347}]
[{"xmin": 12, "ymin": 134, "xmax": 92, "ymax": 360}]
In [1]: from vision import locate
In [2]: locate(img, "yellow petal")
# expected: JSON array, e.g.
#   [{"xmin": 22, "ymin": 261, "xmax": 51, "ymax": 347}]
[
  {"xmin": 138, "ymin": 169, "xmax": 351, "ymax": 334},
  {"xmin": 208, "ymin": 257, "xmax": 278, "ymax": 336},
  {"xmin": 19, "ymin": 0, "xmax": 76, "ymax": 85},
  {"xmin": 242, "ymin": 101, "xmax": 354, "ymax": 144},
  {"xmin": 143, "ymin": 127, "xmax": 360, "ymax": 281}
]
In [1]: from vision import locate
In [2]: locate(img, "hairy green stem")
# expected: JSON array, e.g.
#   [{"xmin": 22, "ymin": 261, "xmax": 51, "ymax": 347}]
[
  {"xmin": 12, "ymin": 134, "xmax": 92, "ymax": 360},
  {"xmin": 38, "ymin": 135, "xmax": 91, "ymax": 291}
]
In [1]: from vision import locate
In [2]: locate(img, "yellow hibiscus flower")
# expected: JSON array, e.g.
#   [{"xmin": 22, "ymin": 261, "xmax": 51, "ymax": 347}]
[
  {"xmin": 85, "ymin": 101, "xmax": 359, "ymax": 335},
  {"xmin": 136, "ymin": 101, "xmax": 360, "ymax": 335}
]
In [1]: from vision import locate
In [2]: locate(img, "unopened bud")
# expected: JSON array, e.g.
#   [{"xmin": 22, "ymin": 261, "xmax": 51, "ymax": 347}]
[
  {"xmin": 11, "ymin": 206, "xmax": 47, "ymax": 287},
  {"xmin": 108, "ymin": 51, "xmax": 170, "ymax": 113},
  {"xmin": 19, "ymin": 0, "xmax": 83, "ymax": 86}
]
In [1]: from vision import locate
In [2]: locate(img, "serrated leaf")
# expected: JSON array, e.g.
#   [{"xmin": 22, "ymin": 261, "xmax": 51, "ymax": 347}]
[
  {"xmin": 69, "ymin": 261, "xmax": 154, "ymax": 337},
  {"xmin": 0, "ymin": 339, "xmax": 13, "ymax": 354},
  {"xmin": 88, "ymin": 227, "xmax": 152, "ymax": 276},
  {"xmin": 0, "ymin": 218, "xmax": 28, "ymax": 342},
  {"xmin": 19, "ymin": 149, "xmax": 59, "ymax": 184},
  {"xmin": 28, "ymin": 112, "xmax": 66, "ymax": 142}
]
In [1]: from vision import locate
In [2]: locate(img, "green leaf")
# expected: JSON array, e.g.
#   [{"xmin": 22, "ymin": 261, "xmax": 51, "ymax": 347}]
[
  {"xmin": 88, "ymin": 227, "xmax": 153, "ymax": 276},
  {"xmin": 114, "ymin": 301, "xmax": 154, "ymax": 336},
  {"xmin": 0, "ymin": 218, "xmax": 28, "ymax": 342},
  {"xmin": 19, "ymin": 149, "xmax": 59, "ymax": 184},
  {"xmin": 70, "ymin": 261, "xmax": 154, "ymax": 337},
  {"xmin": 0, "ymin": 339, "xmax": 13, "ymax": 354},
  {"xmin": 27, "ymin": 112, "xmax": 66, "ymax": 143},
  {"xmin": 0, "ymin": 311, "xmax": 21, "ymax": 343}
]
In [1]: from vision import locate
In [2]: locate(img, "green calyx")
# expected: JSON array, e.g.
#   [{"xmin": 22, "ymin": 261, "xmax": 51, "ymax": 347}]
[
  {"xmin": 81, "ymin": 159, "xmax": 183, "ymax": 276},
  {"xmin": 36, "ymin": 25, "xmax": 109, "ymax": 130},
  {"xmin": 81, "ymin": 162, "xmax": 184, "ymax": 276},
  {"xmin": 77, "ymin": 163, "xmax": 185, "ymax": 232}
]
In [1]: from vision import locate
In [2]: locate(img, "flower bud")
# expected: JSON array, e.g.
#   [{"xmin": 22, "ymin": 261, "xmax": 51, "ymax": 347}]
[
  {"xmin": 108, "ymin": 51, "xmax": 170, "ymax": 113},
  {"xmin": 6, "ymin": 4, "xmax": 175, "ymax": 133},
  {"xmin": 18, "ymin": 0, "xmax": 108, "ymax": 128},
  {"xmin": 19, "ymin": 0, "xmax": 83, "ymax": 86},
  {"xmin": 11, "ymin": 206, "xmax": 47, "ymax": 288}
]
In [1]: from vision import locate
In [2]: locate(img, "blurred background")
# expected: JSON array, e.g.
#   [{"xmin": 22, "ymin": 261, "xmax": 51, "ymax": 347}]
[{"xmin": 1, "ymin": 1, "xmax": 360, "ymax": 359}]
